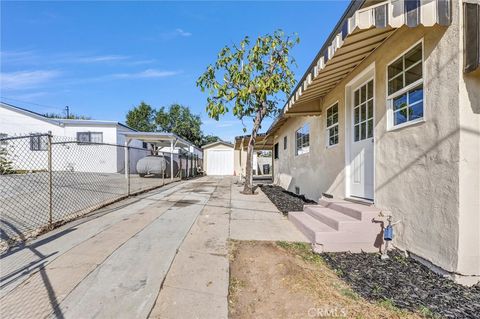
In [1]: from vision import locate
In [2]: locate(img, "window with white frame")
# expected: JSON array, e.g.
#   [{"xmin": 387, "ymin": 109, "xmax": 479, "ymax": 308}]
[
  {"xmin": 30, "ymin": 134, "xmax": 48, "ymax": 151},
  {"xmin": 387, "ymin": 42, "xmax": 424, "ymax": 128},
  {"xmin": 326, "ymin": 103, "xmax": 339, "ymax": 146},
  {"xmin": 295, "ymin": 124, "xmax": 310, "ymax": 155},
  {"xmin": 77, "ymin": 132, "xmax": 103, "ymax": 143}
]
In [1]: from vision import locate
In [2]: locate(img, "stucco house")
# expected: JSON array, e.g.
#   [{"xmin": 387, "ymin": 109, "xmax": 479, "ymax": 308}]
[
  {"xmin": 234, "ymin": 134, "xmax": 274, "ymax": 179},
  {"xmin": 0, "ymin": 102, "xmax": 146, "ymax": 173},
  {"xmin": 256, "ymin": 0, "xmax": 479, "ymax": 285}
]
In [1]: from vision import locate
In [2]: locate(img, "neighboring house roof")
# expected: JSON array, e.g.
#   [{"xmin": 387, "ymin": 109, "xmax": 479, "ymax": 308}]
[
  {"xmin": 0, "ymin": 102, "xmax": 137, "ymax": 131},
  {"xmin": 201, "ymin": 140, "xmax": 234, "ymax": 149}
]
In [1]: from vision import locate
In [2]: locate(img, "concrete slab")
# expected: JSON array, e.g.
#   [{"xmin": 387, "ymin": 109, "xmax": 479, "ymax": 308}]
[
  {"xmin": 181, "ymin": 214, "xmax": 230, "ymax": 255},
  {"xmin": 230, "ymin": 219, "xmax": 308, "ymax": 242},
  {"xmin": 1, "ymin": 197, "xmax": 177, "ymax": 319},
  {"xmin": 149, "ymin": 286, "xmax": 228, "ymax": 319},
  {"xmin": 161, "ymin": 250, "xmax": 229, "ymax": 297},
  {"xmin": 1, "ymin": 176, "xmax": 308, "ymax": 319},
  {"xmin": 230, "ymin": 199, "xmax": 279, "ymax": 212},
  {"xmin": 0, "ymin": 181, "xmax": 186, "ymax": 298},
  {"xmin": 230, "ymin": 208, "xmax": 287, "ymax": 220}
]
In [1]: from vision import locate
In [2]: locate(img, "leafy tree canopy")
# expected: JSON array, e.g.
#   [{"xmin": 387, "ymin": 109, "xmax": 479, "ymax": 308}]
[
  {"xmin": 125, "ymin": 101, "xmax": 157, "ymax": 132},
  {"xmin": 197, "ymin": 29, "xmax": 299, "ymax": 193},
  {"xmin": 156, "ymin": 103, "xmax": 203, "ymax": 146},
  {"xmin": 201, "ymin": 134, "xmax": 221, "ymax": 146},
  {"xmin": 125, "ymin": 102, "xmax": 221, "ymax": 147},
  {"xmin": 44, "ymin": 112, "xmax": 92, "ymax": 120}
]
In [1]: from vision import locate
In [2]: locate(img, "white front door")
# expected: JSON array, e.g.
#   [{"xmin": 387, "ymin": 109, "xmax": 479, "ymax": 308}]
[{"xmin": 349, "ymin": 79, "xmax": 374, "ymax": 200}]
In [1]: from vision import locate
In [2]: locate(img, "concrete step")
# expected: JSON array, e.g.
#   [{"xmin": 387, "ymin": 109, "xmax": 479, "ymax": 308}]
[
  {"xmin": 318, "ymin": 198, "xmax": 380, "ymax": 221},
  {"xmin": 288, "ymin": 197, "xmax": 385, "ymax": 254},
  {"xmin": 288, "ymin": 211, "xmax": 335, "ymax": 243},
  {"xmin": 303, "ymin": 205, "xmax": 360, "ymax": 231}
]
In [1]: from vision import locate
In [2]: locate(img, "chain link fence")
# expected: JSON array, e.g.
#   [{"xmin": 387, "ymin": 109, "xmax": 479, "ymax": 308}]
[{"xmin": 0, "ymin": 134, "xmax": 196, "ymax": 250}]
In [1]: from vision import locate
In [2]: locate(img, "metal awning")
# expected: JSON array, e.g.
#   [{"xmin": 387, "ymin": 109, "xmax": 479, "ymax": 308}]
[
  {"xmin": 120, "ymin": 132, "xmax": 199, "ymax": 180},
  {"xmin": 234, "ymin": 133, "xmax": 274, "ymax": 151},
  {"xmin": 282, "ymin": 0, "xmax": 451, "ymax": 117},
  {"xmin": 121, "ymin": 132, "xmax": 194, "ymax": 149}
]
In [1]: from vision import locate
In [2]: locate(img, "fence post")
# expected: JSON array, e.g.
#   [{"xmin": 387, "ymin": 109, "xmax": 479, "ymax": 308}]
[
  {"xmin": 126, "ymin": 146, "xmax": 131, "ymax": 196},
  {"xmin": 47, "ymin": 134, "xmax": 53, "ymax": 229}
]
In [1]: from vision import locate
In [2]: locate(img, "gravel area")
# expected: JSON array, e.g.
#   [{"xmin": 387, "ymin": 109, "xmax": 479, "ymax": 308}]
[
  {"xmin": 321, "ymin": 250, "xmax": 480, "ymax": 319},
  {"xmin": 260, "ymin": 185, "xmax": 316, "ymax": 214}
]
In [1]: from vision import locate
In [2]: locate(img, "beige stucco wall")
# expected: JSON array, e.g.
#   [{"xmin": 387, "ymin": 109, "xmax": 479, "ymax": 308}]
[
  {"xmin": 234, "ymin": 148, "xmax": 247, "ymax": 177},
  {"xmin": 273, "ymin": 1, "xmax": 479, "ymax": 278},
  {"xmin": 272, "ymin": 115, "xmax": 346, "ymax": 200},
  {"xmin": 457, "ymin": 2, "xmax": 480, "ymax": 279},
  {"xmin": 234, "ymin": 148, "xmax": 269, "ymax": 176}
]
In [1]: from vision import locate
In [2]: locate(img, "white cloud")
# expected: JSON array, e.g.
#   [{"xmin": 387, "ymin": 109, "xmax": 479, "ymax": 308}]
[
  {"xmin": 1, "ymin": 50, "xmax": 39, "ymax": 65},
  {"xmin": 0, "ymin": 70, "xmax": 61, "ymax": 90},
  {"xmin": 70, "ymin": 55, "xmax": 129, "ymax": 63},
  {"xmin": 157, "ymin": 28, "xmax": 193, "ymax": 40},
  {"xmin": 175, "ymin": 28, "xmax": 192, "ymax": 37},
  {"xmin": 110, "ymin": 69, "xmax": 181, "ymax": 79}
]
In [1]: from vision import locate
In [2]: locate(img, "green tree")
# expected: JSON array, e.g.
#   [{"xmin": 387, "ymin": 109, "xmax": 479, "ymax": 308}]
[
  {"xmin": 44, "ymin": 112, "xmax": 92, "ymax": 120},
  {"xmin": 125, "ymin": 102, "xmax": 157, "ymax": 132},
  {"xmin": 197, "ymin": 30, "xmax": 299, "ymax": 194},
  {"xmin": 156, "ymin": 103, "xmax": 203, "ymax": 146},
  {"xmin": 201, "ymin": 134, "xmax": 221, "ymax": 146}
]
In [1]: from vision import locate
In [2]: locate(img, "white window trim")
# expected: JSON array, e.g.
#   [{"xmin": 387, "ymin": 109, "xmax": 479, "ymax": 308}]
[
  {"xmin": 386, "ymin": 39, "xmax": 425, "ymax": 131},
  {"xmin": 295, "ymin": 124, "xmax": 310, "ymax": 156},
  {"xmin": 325, "ymin": 101, "xmax": 339, "ymax": 148}
]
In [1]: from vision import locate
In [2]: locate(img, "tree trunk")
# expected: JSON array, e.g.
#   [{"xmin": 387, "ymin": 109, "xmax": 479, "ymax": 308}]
[{"xmin": 243, "ymin": 107, "xmax": 265, "ymax": 194}]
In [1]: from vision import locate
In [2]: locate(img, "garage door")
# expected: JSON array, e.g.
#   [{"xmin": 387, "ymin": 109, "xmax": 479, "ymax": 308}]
[{"xmin": 207, "ymin": 149, "xmax": 234, "ymax": 175}]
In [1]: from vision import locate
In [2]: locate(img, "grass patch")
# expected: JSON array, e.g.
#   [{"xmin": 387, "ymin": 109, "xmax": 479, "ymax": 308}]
[
  {"xmin": 417, "ymin": 305, "xmax": 437, "ymax": 318},
  {"xmin": 340, "ymin": 287, "xmax": 360, "ymax": 300},
  {"xmin": 377, "ymin": 298, "xmax": 411, "ymax": 317},
  {"xmin": 276, "ymin": 241, "xmax": 324, "ymax": 264}
]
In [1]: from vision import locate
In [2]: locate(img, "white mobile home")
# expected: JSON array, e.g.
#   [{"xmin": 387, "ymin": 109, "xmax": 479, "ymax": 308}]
[{"xmin": 0, "ymin": 102, "xmax": 146, "ymax": 173}]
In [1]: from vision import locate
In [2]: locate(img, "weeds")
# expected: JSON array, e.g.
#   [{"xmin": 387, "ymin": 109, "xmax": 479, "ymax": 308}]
[{"xmin": 276, "ymin": 241, "xmax": 324, "ymax": 264}]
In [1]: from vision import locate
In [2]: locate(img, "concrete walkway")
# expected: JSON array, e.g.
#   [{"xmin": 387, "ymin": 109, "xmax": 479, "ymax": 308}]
[{"xmin": 0, "ymin": 176, "xmax": 307, "ymax": 319}]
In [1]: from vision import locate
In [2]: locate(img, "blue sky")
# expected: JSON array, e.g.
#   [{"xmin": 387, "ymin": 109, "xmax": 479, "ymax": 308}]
[{"xmin": 1, "ymin": 1, "xmax": 349, "ymax": 142}]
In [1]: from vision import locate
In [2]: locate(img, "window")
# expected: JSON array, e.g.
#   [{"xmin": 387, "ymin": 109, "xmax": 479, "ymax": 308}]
[
  {"xmin": 353, "ymin": 80, "xmax": 374, "ymax": 141},
  {"xmin": 283, "ymin": 136, "xmax": 287, "ymax": 150},
  {"xmin": 326, "ymin": 103, "xmax": 339, "ymax": 146},
  {"xmin": 77, "ymin": 132, "xmax": 103, "ymax": 143},
  {"xmin": 142, "ymin": 142, "xmax": 148, "ymax": 149},
  {"xmin": 464, "ymin": 2, "xmax": 479, "ymax": 73},
  {"xmin": 274, "ymin": 143, "xmax": 279, "ymax": 159},
  {"xmin": 387, "ymin": 42, "xmax": 424, "ymax": 128},
  {"xmin": 30, "ymin": 134, "xmax": 48, "ymax": 151},
  {"xmin": 295, "ymin": 124, "xmax": 310, "ymax": 155}
]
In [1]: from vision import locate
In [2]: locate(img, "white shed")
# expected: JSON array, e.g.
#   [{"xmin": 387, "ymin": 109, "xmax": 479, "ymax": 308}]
[{"xmin": 202, "ymin": 141, "xmax": 234, "ymax": 176}]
